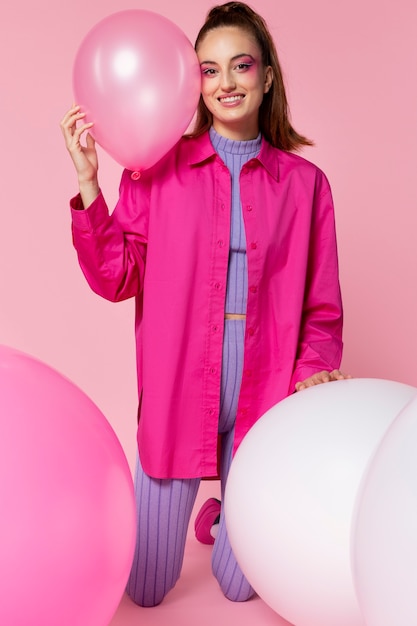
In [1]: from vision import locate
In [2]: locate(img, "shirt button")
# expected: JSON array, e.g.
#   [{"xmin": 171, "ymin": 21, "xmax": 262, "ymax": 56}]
[
  {"xmin": 247, "ymin": 327, "xmax": 255, "ymax": 337},
  {"xmin": 244, "ymin": 369, "xmax": 252, "ymax": 377},
  {"xmin": 217, "ymin": 239, "xmax": 224, "ymax": 247},
  {"xmin": 209, "ymin": 366, "xmax": 216, "ymax": 375},
  {"xmin": 130, "ymin": 171, "xmax": 141, "ymax": 180},
  {"xmin": 250, "ymin": 242, "xmax": 258, "ymax": 250},
  {"xmin": 249, "ymin": 285, "xmax": 258, "ymax": 294},
  {"xmin": 221, "ymin": 203, "xmax": 225, "ymax": 210},
  {"xmin": 246, "ymin": 205, "xmax": 253, "ymax": 212},
  {"xmin": 212, "ymin": 324, "xmax": 219, "ymax": 333},
  {"xmin": 214, "ymin": 282, "xmax": 222, "ymax": 290}
]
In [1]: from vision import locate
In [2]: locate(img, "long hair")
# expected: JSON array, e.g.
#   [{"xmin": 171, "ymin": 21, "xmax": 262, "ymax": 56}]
[{"xmin": 189, "ymin": 1, "xmax": 313, "ymax": 151}]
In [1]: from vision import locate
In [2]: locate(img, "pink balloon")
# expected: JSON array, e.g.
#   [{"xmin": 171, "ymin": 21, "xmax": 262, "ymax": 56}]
[
  {"xmin": 73, "ymin": 10, "xmax": 201, "ymax": 171},
  {"xmin": 0, "ymin": 345, "xmax": 136, "ymax": 626}
]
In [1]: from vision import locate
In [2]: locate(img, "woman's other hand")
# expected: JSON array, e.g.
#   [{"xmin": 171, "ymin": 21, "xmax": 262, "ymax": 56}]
[{"xmin": 295, "ymin": 369, "xmax": 352, "ymax": 392}]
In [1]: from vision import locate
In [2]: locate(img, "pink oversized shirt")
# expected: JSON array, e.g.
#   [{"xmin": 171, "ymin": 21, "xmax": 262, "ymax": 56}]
[{"xmin": 71, "ymin": 131, "xmax": 343, "ymax": 479}]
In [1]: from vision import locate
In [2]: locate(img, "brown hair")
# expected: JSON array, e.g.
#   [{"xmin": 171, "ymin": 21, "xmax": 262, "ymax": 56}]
[{"xmin": 190, "ymin": 1, "xmax": 313, "ymax": 151}]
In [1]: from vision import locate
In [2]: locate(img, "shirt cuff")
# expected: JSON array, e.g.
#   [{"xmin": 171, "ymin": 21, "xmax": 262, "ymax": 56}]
[{"xmin": 70, "ymin": 191, "xmax": 108, "ymax": 233}]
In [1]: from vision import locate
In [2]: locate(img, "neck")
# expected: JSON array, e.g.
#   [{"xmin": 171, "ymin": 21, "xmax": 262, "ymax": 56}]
[{"xmin": 212, "ymin": 120, "xmax": 260, "ymax": 141}]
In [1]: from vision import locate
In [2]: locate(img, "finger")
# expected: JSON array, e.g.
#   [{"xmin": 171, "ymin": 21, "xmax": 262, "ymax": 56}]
[
  {"xmin": 315, "ymin": 371, "xmax": 331, "ymax": 385},
  {"xmin": 330, "ymin": 369, "xmax": 347, "ymax": 380},
  {"xmin": 60, "ymin": 116, "xmax": 81, "ymax": 143},
  {"xmin": 60, "ymin": 105, "xmax": 81, "ymax": 126},
  {"xmin": 304, "ymin": 378, "xmax": 318, "ymax": 388},
  {"xmin": 62, "ymin": 113, "xmax": 87, "ymax": 133},
  {"xmin": 86, "ymin": 131, "xmax": 96, "ymax": 149},
  {"xmin": 68, "ymin": 122, "xmax": 94, "ymax": 146},
  {"xmin": 60, "ymin": 107, "xmax": 90, "ymax": 137},
  {"xmin": 68, "ymin": 103, "xmax": 82, "ymax": 115}
]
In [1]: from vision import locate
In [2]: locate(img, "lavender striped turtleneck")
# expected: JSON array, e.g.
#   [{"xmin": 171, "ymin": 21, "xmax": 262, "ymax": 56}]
[{"xmin": 209, "ymin": 127, "xmax": 262, "ymax": 314}]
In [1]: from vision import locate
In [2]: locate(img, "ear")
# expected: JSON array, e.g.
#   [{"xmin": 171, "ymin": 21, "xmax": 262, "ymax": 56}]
[{"xmin": 264, "ymin": 65, "xmax": 273, "ymax": 94}]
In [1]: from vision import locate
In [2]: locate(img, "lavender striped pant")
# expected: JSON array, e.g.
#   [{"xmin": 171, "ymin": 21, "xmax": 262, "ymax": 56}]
[{"xmin": 126, "ymin": 320, "xmax": 255, "ymax": 606}]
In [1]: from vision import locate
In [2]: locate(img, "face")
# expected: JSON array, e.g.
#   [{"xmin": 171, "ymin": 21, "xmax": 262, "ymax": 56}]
[{"xmin": 197, "ymin": 26, "xmax": 273, "ymax": 141}]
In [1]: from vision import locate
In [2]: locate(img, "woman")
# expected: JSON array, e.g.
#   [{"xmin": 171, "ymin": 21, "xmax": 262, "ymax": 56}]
[{"xmin": 61, "ymin": 1, "xmax": 347, "ymax": 607}]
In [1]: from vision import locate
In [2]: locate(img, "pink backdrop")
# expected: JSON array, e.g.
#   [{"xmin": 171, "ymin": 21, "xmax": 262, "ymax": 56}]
[{"xmin": 1, "ymin": 0, "xmax": 416, "ymax": 469}]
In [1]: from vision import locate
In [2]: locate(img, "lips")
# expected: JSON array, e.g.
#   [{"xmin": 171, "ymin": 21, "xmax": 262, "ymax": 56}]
[{"xmin": 218, "ymin": 94, "xmax": 244, "ymax": 103}]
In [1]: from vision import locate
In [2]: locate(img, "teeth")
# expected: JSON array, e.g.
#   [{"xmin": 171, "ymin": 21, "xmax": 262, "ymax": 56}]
[{"xmin": 220, "ymin": 95, "xmax": 242, "ymax": 103}]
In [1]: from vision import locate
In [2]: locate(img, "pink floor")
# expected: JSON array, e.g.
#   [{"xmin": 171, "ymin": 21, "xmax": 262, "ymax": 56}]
[{"xmin": 109, "ymin": 482, "xmax": 291, "ymax": 626}]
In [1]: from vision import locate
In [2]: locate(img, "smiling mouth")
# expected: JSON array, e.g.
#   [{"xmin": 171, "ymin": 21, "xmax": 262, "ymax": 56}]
[{"xmin": 218, "ymin": 95, "xmax": 244, "ymax": 103}]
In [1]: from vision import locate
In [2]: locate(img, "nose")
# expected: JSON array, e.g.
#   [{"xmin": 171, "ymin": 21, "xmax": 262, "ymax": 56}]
[{"xmin": 219, "ymin": 69, "xmax": 236, "ymax": 92}]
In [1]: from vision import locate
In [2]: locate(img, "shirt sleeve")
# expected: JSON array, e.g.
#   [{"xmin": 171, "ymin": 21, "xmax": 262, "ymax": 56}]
[
  {"xmin": 70, "ymin": 169, "xmax": 149, "ymax": 303},
  {"xmin": 289, "ymin": 172, "xmax": 344, "ymax": 390}
]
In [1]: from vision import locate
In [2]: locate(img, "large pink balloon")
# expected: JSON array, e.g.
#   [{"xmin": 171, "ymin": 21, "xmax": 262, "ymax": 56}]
[
  {"xmin": 73, "ymin": 10, "xmax": 201, "ymax": 171},
  {"xmin": 0, "ymin": 345, "xmax": 136, "ymax": 626}
]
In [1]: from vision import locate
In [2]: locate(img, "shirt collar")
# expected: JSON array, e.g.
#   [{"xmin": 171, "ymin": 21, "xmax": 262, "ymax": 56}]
[
  {"xmin": 186, "ymin": 132, "xmax": 217, "ymax": 165},
  {"xmin": 186, "ymin": 131, "xmax": 280, "ymax": 181},
  {"xmin": 256, "ymin": 138, "xmax": 280, "ymax": 182}
]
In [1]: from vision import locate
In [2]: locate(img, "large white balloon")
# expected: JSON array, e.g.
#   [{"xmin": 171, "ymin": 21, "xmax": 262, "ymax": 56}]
[
  {"xmin": 352, "ymin": 394, "xmax": 417, "ymax": 626},
  {"xmin": 225, "ymin": 378, "xmax": 417, "ymax": 626}
]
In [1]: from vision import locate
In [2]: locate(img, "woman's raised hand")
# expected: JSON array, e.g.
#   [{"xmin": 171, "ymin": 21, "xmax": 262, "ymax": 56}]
[{"xmin": 60, "ymin": 105, "xmax": 100, "ymax": 208}]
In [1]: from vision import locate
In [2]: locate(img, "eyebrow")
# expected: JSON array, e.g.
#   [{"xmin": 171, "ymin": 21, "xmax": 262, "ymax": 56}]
[{"xmin": 200, "ymin": 53, "xmax": 256, "ymax": 65}]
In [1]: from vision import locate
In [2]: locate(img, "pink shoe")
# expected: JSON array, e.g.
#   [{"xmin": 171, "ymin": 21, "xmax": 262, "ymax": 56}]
[{"xmin": 194, "ymin": 498, "xmax": 221, "ymax": 545}]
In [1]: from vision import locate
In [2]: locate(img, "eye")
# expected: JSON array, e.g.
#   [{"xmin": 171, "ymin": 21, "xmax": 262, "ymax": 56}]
[
  {"xmin": 201, "ymin": 67, "xmax": 217, "ymax": 76},
  {"xmin": 235, "ymin": 62, "xmax": 252, "ymax": 71}
]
